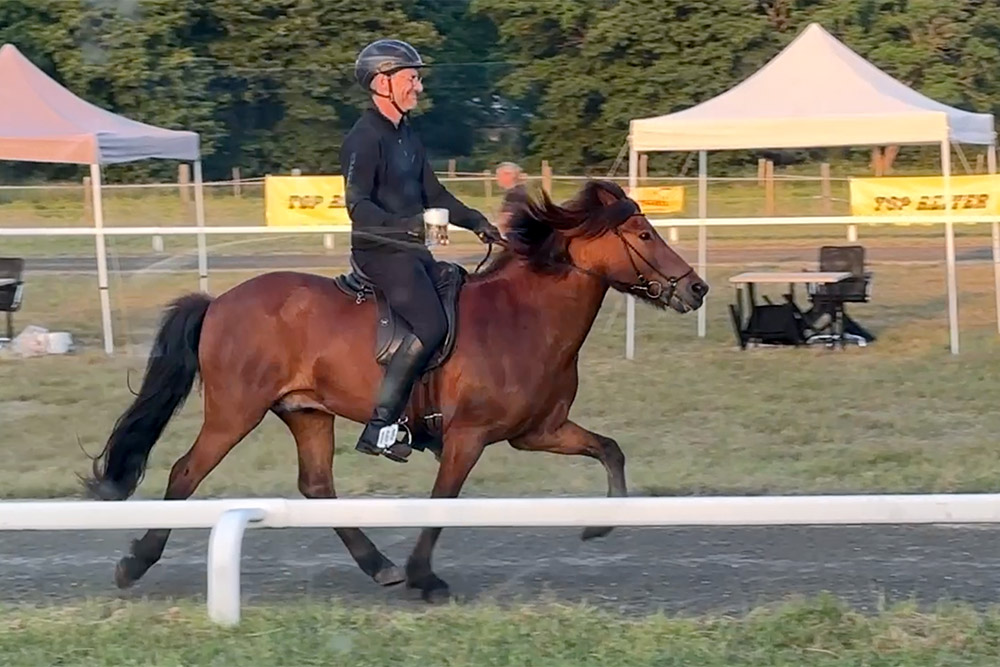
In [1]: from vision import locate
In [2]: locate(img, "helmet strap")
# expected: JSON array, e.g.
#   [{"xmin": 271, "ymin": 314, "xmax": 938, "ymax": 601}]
[{"xmin": 372, "ymin": 72, "xmax": 408, "ymax": 118}]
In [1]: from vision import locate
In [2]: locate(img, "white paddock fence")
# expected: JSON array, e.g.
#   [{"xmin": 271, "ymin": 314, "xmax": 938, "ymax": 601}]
[
  {"xmin": 4, "ymin": 494, "xmax": 1000, "ymax": 625},
  {"xmin": 2, "ymin": 213, "xmax": 1000, "ymax": 357}
]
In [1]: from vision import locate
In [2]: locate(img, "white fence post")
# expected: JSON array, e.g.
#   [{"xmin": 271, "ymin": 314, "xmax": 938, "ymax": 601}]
[{"xmin": 207, "ymin": 507, "xmax": 266, "ymax": 626}]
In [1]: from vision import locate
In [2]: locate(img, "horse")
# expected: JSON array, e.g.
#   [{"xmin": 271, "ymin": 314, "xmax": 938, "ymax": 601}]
[{"xmin": 83, "ymin": 179, "xmax": 709, "ymax": 602}]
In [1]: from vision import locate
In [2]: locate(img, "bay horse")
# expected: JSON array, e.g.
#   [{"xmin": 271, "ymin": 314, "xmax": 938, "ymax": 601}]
[{"xmin": 84, "ymin": 179, "xmax": 708, "ymax": 602}]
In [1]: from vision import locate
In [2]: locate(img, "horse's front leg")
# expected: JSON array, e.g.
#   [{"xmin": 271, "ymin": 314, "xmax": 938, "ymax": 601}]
[
  {"xmin": 510, "ymin": 420, "xmax": 627, "ymax": 540},
  {"xmin": 406, "ymin": 427, "xmax": 485, "ymax": 603}
]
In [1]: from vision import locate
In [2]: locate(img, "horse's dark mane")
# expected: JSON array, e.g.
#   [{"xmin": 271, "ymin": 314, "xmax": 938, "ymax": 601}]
[{"xmin": 474, "ymin": 179, "xmax": 630, "ymax": 278}]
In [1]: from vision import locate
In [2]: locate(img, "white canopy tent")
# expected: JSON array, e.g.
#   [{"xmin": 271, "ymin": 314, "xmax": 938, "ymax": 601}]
[
  {"xmin": 627, "ymin": 22, "xmax": 998, "ymax": 356},
  {"xmin": 0, "ymin": 43, "xmax": 206, "ymax": 354}
]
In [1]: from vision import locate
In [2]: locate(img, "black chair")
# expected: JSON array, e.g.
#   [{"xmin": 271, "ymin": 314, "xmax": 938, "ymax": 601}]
[
  {"xmin": 805, "ymin": 245, "xmax": 875, "ymax": 347},
  {"xmin": 741, "ymin": 301, "xmax": 810, "ymax": 348},
  {"xmin": 0, "ymin": 257, "xmax": 25, "ymax": 343}
]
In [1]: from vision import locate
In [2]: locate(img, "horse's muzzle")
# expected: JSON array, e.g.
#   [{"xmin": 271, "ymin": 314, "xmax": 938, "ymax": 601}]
[{"xmin": 667, "ymin": 277, "xmax": 709, "ymax": 313}]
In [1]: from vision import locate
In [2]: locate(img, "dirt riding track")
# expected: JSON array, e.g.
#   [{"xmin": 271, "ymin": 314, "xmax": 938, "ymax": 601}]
[{"xmin": 4, "ymin": 523, "xmax": 1000, "ymax": 614}]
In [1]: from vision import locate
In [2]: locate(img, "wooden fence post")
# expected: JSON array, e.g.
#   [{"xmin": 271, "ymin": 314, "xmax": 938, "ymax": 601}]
[
  {"xmin": 83, "ymin": 176, "xmax": 93, "ymax": 223},
  {"xmin": 820, "ymin": 162, "xmax": 831, "ymax": 215},
  {"xmin": 179, "ymin": 163, "xmax": 191, "ymax": 204},
  {"xmin": 541, "ymin": 160, "xmax": 552, "ymax": 194},
  {"xmin": 764, "ymin": 159, "xmax": 775, "ymax": 216}
]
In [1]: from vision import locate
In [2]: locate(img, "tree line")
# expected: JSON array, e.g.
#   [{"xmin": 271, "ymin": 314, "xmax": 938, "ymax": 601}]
[{"xmin": 1, "ymin": 0, "xmax": 999, "ymax": 181}]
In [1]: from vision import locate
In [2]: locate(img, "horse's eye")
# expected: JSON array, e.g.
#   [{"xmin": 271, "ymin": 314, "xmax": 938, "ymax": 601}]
[{"xmin": 638, "ymin": 231, "xmax": 652, "ymax": 241}]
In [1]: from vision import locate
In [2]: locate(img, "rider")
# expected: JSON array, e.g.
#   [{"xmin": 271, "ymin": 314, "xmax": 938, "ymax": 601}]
[{"xmin": 342, "ymin": 39, "xmax": 503, "ymax": 463}]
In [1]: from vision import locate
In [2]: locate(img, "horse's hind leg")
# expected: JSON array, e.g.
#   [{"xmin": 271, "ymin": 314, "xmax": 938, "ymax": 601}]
[
  {"xmin": 115, "ymin": 404, "xmax": 267, "ymax": 589},
  {"xmin": 277, "ymin": 409, "xmax": 404, "ymax": 586},
  {"xmin": 509, "ymin": 420, "xmax": 627, "ymax": 540}
]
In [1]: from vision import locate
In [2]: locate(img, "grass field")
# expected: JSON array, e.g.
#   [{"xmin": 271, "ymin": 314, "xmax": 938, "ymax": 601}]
[
  {"xmin": 4, "ymin": 179, "xmax": 1000, "ymax": 663},
  {"xmin": 2, "ymin": 255, "xmax": 999, "ymax": 500},
  {"xmin": 2, "ymin": 595, "xmax": 999, "ymax": 666}
]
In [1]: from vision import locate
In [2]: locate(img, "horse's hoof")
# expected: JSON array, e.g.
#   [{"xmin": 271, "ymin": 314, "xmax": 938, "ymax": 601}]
[
  {"xmin": 421, "ymin": 582, "xmax": 451, "ymax": 604},
  {"xmin": 407, "ymin": 573, "xmax": 450, "ymax": 603},
  {"xmin": 114, "ymin": 556, "xmax": 143, "ymax": 589},
  {"xmin": 373, "ymin": 565, "xmax": 406, "ymax": 587},
  {"xmin": 581, "ymin": 526, "xmax": 614, "ymax": 541}
]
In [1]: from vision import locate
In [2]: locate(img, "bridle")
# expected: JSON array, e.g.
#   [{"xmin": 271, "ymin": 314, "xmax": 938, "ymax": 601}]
[
  {"xmin": 474, "ymin": 197, "xmax": 695, "ymax": 306},
  {"xmin": 611, "ymin": 226, "xmax": 694, "ymax": 303}
]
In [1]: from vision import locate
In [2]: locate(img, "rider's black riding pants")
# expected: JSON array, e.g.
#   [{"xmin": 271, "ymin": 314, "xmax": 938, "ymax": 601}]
[{"xmin": 354, "ymin": 249, "xmax": 447, "ymax": 354}]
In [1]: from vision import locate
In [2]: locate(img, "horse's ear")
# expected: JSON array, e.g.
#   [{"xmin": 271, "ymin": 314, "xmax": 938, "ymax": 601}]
[{"xmin": 593, "ymin": 182, "xmax": 622, "ymax": 208}]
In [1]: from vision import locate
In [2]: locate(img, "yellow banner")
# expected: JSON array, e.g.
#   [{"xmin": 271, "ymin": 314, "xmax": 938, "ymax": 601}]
[
  {"xmin": 265, "ymin": 175, "xmax": 351, "ymax": 226},
  {"xmin": 631, "ymin": 185, "xmax": 685, "ymax": 214},
  {"xmin": 849, "ymin": 174, "xmax": 1000, "ymax": 223}
]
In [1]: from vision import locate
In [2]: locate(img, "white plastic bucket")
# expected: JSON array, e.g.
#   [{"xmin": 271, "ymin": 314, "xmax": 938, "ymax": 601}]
[{"xmin": 46, "ymin": 332, "xmax": 73, "ymax": 354}]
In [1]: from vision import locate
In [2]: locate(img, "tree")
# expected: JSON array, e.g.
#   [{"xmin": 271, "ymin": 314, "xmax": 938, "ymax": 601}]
[
  {"xmin": 407, "ymin": 0, "xmax": 508, "ymax": 168},
  {"xmin": 37, "ymin": 0, "xmax": 221, "ymax": 179},
  {"xmin": 204, "ymin": 0, "xmax": 439, "ymax": 175},
  {"xmin": 474, "ymin": 0, "xmax": 776, "ymax": 171}
]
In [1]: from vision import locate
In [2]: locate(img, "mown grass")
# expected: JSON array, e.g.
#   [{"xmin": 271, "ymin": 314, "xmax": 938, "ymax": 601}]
[
  {"xmin": 2, "ymin": 257, "xmax": 999, "ymax": 500},
  {"xmin": 2, "ymin": 595, "xmax": 999, "ymax": 666}
]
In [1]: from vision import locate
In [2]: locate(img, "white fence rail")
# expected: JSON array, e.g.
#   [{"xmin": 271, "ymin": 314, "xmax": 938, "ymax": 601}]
[
  {"xmin": 2, "ymin": 214, "xmax": 1000, "ymax": 358},
  {"xmin": 4, "ymin": 494, "xmax": 1000, "ymax": 626}
]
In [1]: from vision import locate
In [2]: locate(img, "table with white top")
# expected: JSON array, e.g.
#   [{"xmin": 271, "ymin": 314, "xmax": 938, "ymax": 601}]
[
  {"xmin": 0, "ymin": 279, "xmax": 15, "ymax": 287},
  {"xmin": 727, "ymin": 271, "xmax": 853, "ymax": 349}
]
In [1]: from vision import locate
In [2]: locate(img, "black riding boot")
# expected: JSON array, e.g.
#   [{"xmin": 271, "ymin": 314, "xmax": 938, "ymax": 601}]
[{"xmin": 355, "ymin": 333, "xmax": 428, "ymax": 463}]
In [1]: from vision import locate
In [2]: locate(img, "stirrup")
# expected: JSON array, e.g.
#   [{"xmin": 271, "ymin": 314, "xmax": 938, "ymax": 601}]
[{"xmin": 356, "ymin": 421, "xmax": 413, "ymax": 463}]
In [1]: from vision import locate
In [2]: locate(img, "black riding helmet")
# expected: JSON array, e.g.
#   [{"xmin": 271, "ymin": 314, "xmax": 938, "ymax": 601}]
[{"xmin": 354, "ymin": 39, "xmax": 425, "ymax": 91}]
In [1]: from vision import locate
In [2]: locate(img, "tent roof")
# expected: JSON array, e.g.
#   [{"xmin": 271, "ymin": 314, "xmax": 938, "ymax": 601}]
[
  {"xmin": 629, "ymin": 23, "xmax": 996, "ymax": 152},
  {"xmin": 0, "ymin": 43, "xmax": 199, "ymax": 165}
]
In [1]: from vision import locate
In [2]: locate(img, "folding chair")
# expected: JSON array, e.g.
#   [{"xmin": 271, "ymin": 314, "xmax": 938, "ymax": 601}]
[
  {"xmin": 805, "ymin": 246, "xmax": 875, "ymax": 347},
  {"xmin": 0, "ymin": 257, "xmax": 25, "ymax": 343}
]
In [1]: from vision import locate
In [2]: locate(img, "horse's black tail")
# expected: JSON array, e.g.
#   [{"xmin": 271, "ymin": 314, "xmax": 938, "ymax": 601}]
[{"xmin": 83, "ymin": 293, "xmax": 213, "ymax": 501}]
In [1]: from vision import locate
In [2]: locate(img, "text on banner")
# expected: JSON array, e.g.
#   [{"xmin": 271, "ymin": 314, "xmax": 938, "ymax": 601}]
[
  {"xmin": 265, "ymin": 175, "xmax": 351, "ymax": 226},
  {"xmin": 629, "ymin": 185, "xmax": 685, "ymax": 214},
  {"xmin": 849, "ymin": 174, "xmax": 1000, "ymax": 223}
]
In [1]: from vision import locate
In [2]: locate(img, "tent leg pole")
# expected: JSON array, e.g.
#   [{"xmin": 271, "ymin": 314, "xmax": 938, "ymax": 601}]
[
  {"xmin": 626, "ymin": 142, "xmax": 638, "ymax": 359},
  {"xmin": 942, "ymin": 139, "xmax": 959, "ymax": 355},
  {"xmin": 989, "ymin": 144, "xmax": 999, "ymax": 336},
  {"xmin": 697, "ymin": 150, "xmax": 707, "ymax": 338},
  {"xmin": 193, "ymin": 160, "xmax": 208, "ymax": 293},
  {"xmin": 90, "ymin": 164, "xmax": 114, "ymax": 356}
]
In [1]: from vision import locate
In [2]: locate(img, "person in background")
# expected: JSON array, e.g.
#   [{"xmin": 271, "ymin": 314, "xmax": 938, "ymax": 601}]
[{"xmin": 495, "ymin": 162, "xmax": 528, "ymax": 233}]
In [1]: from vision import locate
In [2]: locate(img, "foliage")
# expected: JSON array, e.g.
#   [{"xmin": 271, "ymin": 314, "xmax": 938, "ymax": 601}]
[{"xmin": 0, "ymin": 0, "xmax": 998, "ymax": 179}]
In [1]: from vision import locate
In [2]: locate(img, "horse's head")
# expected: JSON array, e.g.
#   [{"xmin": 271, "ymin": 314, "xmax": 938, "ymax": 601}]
[{"xmin": 497, "ymin": 180, "xmax": 708, "ymax": 313}]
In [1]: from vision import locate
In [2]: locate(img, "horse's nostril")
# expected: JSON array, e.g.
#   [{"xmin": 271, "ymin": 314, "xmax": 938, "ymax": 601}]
[{"xmin": 691, "ymin": 281, "xmax": 708, "ymax": 296}]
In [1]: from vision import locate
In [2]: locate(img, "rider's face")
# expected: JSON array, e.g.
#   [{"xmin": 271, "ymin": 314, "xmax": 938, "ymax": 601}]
[{"xmin": 384, "ymin": 68, "xmax": 423, "ymax": 112}]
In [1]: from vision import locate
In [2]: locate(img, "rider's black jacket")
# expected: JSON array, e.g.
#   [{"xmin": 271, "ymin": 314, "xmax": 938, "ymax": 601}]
[{"xmin": 340, "ymin": 107, "xmax": 489, "ymax": 254}]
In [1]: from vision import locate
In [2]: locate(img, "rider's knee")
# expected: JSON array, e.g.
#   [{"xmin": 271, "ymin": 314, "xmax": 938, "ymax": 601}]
[{"xmin": 416, "ymin": 316, "xmax": 447, "ymax": 350}]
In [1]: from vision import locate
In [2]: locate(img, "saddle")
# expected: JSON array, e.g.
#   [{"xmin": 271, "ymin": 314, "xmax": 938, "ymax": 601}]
[{"xmin": 333, "ymin": 256, "xmax": 468, "ymax": 374}]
